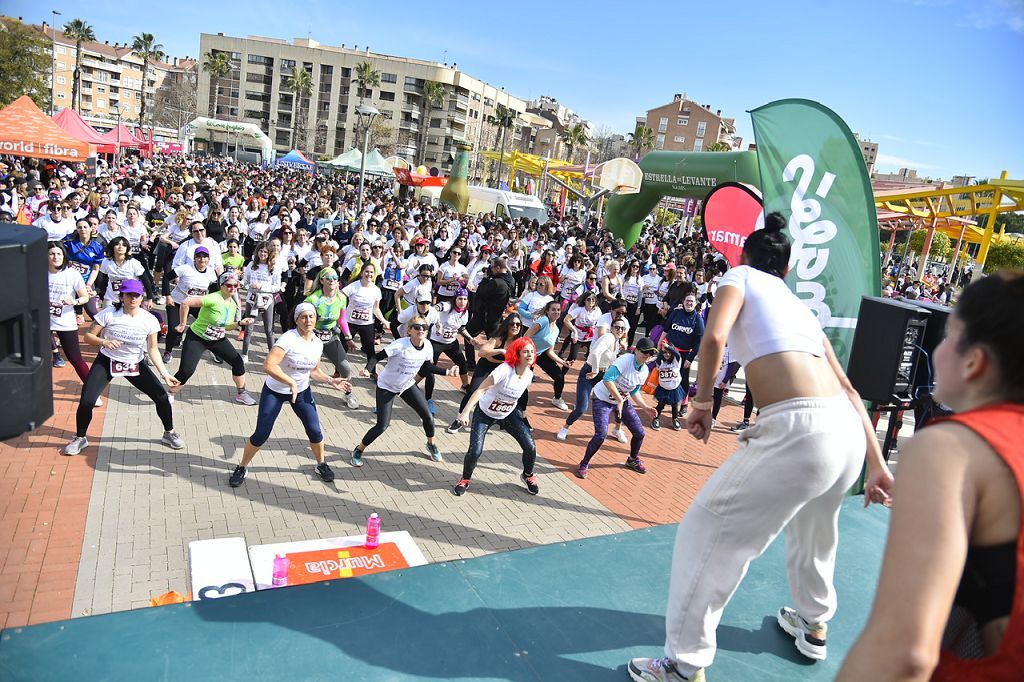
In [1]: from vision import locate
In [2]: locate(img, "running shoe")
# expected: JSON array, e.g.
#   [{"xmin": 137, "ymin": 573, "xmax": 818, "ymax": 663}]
[
  {"xmin": 94, "ymin": 396, "xmax": 103, "ymax": 407},
  {"xmin": 426, "ymin": 443, "xmax": 443, "ymax": 462},
  {"xmin": 681, "ymin": 404, "xmax": 688, "ymax": 417},
  {"xmin": 555, "ymin": 426, "xmax": 569, "ymax": 441},
  {"xmin": 520, "ymin": 472, "xmax": 539, "ymax": 495},
  {"xmin": 345, "ymin": 392, "xmax": 359, "ymax": 409},
  {"xmin": 234, "ymin": 391, "xmax": 257, "ymax": 406},
  {"xmin": 777, "ymin": 606, "xmax": 828, "ymax": 660},
  {"xmin": 672, "ymin": 418, "xmax": 682, "ymax": 431},
  {"xmin": 550, "ymin": 397, "xmax": 569, "ymax": 411},
  {"xmin": 731, "ymin": 420, "xmax": 750, "ymax": 432},
  {"xmin": 613, "ymin": 427, "xmax": 628, "ymax": 443},
  {"xmin": 52, "ymin": 353, "xmax": 66, "ymax": 368},
  {"xmin": 427, "ymin": 399, "xmax": 436, "ymax": 415},
  {"xmin": 452, "ymin": 479, "xmax": 471, "ymax": 496},
  {"xmin": 350, "ymin": 448, "xmax": 364, "ymax": 467},
  {"xmin": 446, "ymin": 419, "xmax": 461, "ymax": 434},
  {"xmin": 161, "ymin": 431, "xmax": 185, "ymax": 450},
  {"xmin": 61, "ymin": 436, "xmax": 88, "ymax": 456},
  {"xmin": 574, "ymin": 464, "xmax": 589, "ymax": 479},
  {"xmin": 625, "ymin": 457, "xmax": 648, "ymax": 474},
  {"xmin": 315, "ymin": 462, "xmax": 336, "ymax": 483},
  {"xmin": 241, "ymin": 354, "xmax": 249, "ymax": 364},
  {"xmin": 651, "ymin": 416, "xmax": 662, "ymax": 430},
  {"xmin": 228, "ymin": 465, "xmax": 247, "ymax": 487},
  {"xmin": 161, "ymin": 351, "xmax": 173, "ymax": 364},
  {"xmin": 627, "ymin": 657, "xmax": 703, "ymax": 681}
]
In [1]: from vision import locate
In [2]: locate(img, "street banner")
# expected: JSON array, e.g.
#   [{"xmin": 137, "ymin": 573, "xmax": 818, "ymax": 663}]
[
  {"xmin": 750, "ymin": 99, "xmax": 881, "ymax": 367},
  {"xmin": 701, "ymin": 183, "xmax": 764, "ymax": 267}
]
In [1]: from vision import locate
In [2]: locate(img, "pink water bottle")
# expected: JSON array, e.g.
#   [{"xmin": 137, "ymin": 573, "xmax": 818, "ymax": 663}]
[
  {"xmin": 365, "ymin": 513, "xmax": 381, "ymax": 549},
  {"xmin": 272, "ymin": 554, "xmax": 289, "ymax": 587}
]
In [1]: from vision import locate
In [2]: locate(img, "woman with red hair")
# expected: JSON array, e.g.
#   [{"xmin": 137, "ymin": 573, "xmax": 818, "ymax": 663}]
[{"xmin": 452, "ymin": 337, "xmax": 539, "ymax": 497}]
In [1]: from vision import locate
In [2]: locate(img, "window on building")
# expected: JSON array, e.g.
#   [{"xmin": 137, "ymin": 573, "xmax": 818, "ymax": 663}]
[
  {"xmin": 483, "ymin": 97, "xmax": 493, "ymax": 106},
  {"xmin": 340, "ymin": 67, "xmax": 351, "ymax": 77},
  {"xmin": 281, "ymin": 59, "xmax": 295, "ymax": 71},
  {"xmin": 677, "ymin": 117, "xmax": 688, "ymax": 126},
  {"xmin": 693, "ymin": 138, "xmax": 703, "ymax": 152},
  {"xmin": 659, "ymin": 117, "xmax": 668, "ymax": 133},
  {"xmin": 230, "ymin": 52, "xmax": 241, "ymax": 60},
  {"xmin": 247, "ymin": 54, "xmax": 272, "ymax": 65},
  {"xmin": 656, "ymin": 134, "xmax": 665, "ymax": 149},
  {"xmin": 97, "ymin": 85, "xmax": 106, "ymax": 93},
  {"xmin": 57, "ymin": 61, "xmax": 66, "ymax": 70},
  {"xmin": 674, "ymin": 136, "xmax": 685, "ymax": 143},
  {"xmin": 696, "ymin": 121, "xmax": 706, "ymax": 138},
  {"xmin": 56, "ymin": 46, "xmax": 66, "ymax": 54},
  {"xmin": 379, "ymin": 91, "xmax": 395, "ymax": 102},
  {"xmin": 57, "ymin": 76, "xmax": 67, "ymax": 85},
  {"xmin": 381, "ymin": 72, "xmax": 397, "ymax": 83},
  {"xmin": 56, "ymin": 92, "xmax": 66, "ymax": 99},
  {"xmin": 96, "ymin": 99, "xmax": 106, "ymax": 108},
  {"xmin": 430, "ymin": 118, "xmax": 442, "ymax": 128}
]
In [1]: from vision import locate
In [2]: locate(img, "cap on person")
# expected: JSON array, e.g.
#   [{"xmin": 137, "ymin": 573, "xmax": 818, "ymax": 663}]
[
  {"xmin": 414, "ymin": 237, "xmax": 428, "ymax": 245},
  {"xmin": 118, "ymin": 279, "xmax": 145, "ymax": 296},
  {"xmin": 481, "ymin": 245, "xmax": 493, "ymax": 253},
  {"xmin": 416, "ymin": 292, "xmax": 433, "ymax": 304},
  {"xmin": 664, "ymin": 262, "xmax": 676, "ymax": 271},
  {"xmin": 219, "ymin": 272, "xmax": 239, "ymax": 286},
  {"xmin": 194, "ymin": 246, "xmax": 210, "ymax": 257},
  {"xmin": 293, "ymin": 302, "xmax": 316, "ymax": 322},
  {"xmin": 455, "ymin": 287, "xmax": 469, "ymax": 298},
  {"xmin": 635, "ymin": 337, "xmax": 658, "ymax": 354}
]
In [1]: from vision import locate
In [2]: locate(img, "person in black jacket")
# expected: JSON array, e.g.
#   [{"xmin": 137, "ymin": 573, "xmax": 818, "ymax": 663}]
[{"xmin": 464, "ymin": 257, "xmax": 515, "ymax": 368}]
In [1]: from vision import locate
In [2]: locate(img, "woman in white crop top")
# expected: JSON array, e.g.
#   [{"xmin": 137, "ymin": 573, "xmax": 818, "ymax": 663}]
[{"xmin": 627, "ymin": 212, "xmax": 895, "ymax": 682}]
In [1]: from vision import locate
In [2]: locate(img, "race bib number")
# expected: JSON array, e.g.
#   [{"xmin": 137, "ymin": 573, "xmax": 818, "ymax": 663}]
[
  {"xmin": 487, "ymin": 399, "xmax": 516, "ymax": 416},
  {"xmin": 660, "ymin": 368, "xmax": 678, "ymax": 380},
  {"xmin": 442, "ymin": 327, "xmax": 458, "ymax": 341},
  {"xmin": 129, "ymin": 244, "xmax": 142, "ymax": 256},
  {"xmin": 70, "ymin": 261, "xmax": 90, "ymax": 276},
  {"xmin": 247, "ymin": 292, "xmax": 272, "ymax": 310},
  {"xmin": 384, "ymin": 278, "xmax": 400, "ymax": 290},
  {"xmin": 188, "ymin": 287, "xmax": 208, "ymax": 296},
  {"xmin": 314, "ymin": 328, "xmax": 335, "ymax": 342},
  {"xmin": 111, "ymin": 279, "xmax": 124, "ymax": 293},
  {"xmin": 111, "ymin": 360, "xmax": 140, "ymax": 377},
  {"xmin": 625, "ymin": 292, "xmax": 639, "ymax": 304},
  {"xmin": 203, "ymin": 325, "xmax": 226, "ymax": 341},
  {"xmin": 49, "ymin": 302, "xmax": 64, "ymax": 317},
  {"xmin": 350, "ymin": 308, "xmax": 371, "ymax": 324}
]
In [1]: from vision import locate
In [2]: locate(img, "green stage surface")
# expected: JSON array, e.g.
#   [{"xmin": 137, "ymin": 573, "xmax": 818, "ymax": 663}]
[{"xmin": 0, "ymin": 498, "xmax": 888, "ymax": 681}]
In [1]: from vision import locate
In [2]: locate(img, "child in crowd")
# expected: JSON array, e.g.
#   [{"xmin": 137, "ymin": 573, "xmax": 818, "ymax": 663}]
[{"xmin": 651, "ymin": 345, "xmax": 685, "ymax": 430}]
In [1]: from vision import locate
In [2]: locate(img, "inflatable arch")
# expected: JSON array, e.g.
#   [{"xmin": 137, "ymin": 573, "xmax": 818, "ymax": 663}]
[{"xmin": 604, "ymin": 150, "xmax": 761, "ymax": 248}]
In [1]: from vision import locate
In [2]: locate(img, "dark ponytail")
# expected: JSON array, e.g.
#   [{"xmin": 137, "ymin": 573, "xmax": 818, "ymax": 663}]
[
  {"xmin": 955, "ymin": 271, "xmax": 1024, "ymax": 402},
  {"xmin": 742, "ymin": 211, "xmax": 791, "ymax": 278}
]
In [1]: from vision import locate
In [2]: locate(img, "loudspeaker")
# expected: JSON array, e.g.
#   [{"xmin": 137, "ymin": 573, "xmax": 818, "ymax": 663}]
[
  {"xmin": 0, "ymin": 225, "xmax": 53, "ymax": 440},
  {"xmin": 847, "ymin": 296, "xmax": 930, "ymax": 403},
  {"xmin": 909, "ymin": 300, "xmax": 952, "ymax": 395}
]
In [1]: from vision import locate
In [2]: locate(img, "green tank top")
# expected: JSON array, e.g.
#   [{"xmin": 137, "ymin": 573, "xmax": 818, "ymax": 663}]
[
  {"xmin": 190, "ymin": 292, "xmax": 237, "ymax": 341},
  {"xmin": 305, "ymin": 291, "xmax": 347, "ymax": 330}
]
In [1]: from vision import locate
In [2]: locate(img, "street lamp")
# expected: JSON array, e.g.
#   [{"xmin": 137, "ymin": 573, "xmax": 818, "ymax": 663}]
[
  {"xmin": 355, "ymin": 104, "xmax": 380, "ymax": 217},
  {"xmin": 50, "ymin": 9, "xmax": 62, "ymax": 115}
]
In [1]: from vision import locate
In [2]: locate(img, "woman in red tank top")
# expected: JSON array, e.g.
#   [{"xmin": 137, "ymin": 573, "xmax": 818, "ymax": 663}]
[{"xmin": 839, "ymin": 271, "xmax": 1024, "ymax": 681}]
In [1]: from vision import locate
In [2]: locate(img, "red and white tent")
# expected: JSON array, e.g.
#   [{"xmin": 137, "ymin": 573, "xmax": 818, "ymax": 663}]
[{"xmin": 52, "ymin": 108, "xmax": 116, "ymax": 154}]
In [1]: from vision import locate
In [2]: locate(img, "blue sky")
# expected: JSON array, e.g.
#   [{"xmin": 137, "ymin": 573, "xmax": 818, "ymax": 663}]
[{"xmin": 9, "ymin": 0, "xmax": 1022, "ymax": 179}]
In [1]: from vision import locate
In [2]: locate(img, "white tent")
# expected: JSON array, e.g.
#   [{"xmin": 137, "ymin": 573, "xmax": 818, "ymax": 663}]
[{"xmin": 183, "ymin": 117, "xmax": 274, "ymax": 161}]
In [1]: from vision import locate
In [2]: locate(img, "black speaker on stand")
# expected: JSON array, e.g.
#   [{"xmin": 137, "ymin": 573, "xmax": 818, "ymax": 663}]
[
  {"xmin": 909, "ymin": 299, "xmax": 954, "ymax": 428},
  {"xmin": 0, "ymin": 225, "xmax": 53, "ymax": 440}
]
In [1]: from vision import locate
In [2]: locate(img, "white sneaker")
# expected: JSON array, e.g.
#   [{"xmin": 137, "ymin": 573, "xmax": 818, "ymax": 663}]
[
  {"xmin": 556, "ymin": 427, "xmax": 569, "ymax": 441},
  {"xmin": 241, "ymin": 354, "xmax": 249, "ymax": 364},
  {"xmin": 777, "ymin": 606, "xmax": 828, "ymax": 660},
  {"xmin": 61, "ymin": 436, "xmax": 89, "ymax": 456},
  {"xmin": 345, "ymin": 392, "xmax": 359, "ymax": 409},
  {"xmin": 613, "ymin": 427, "xmax": 628, "ymax": 443},
  {"xmin": 551, "ymin": 397, "xmax": 569, "ymax": 411},
  {"xmin": 94, "ymin": 396, "xmax": 103, "ymax": 407}
]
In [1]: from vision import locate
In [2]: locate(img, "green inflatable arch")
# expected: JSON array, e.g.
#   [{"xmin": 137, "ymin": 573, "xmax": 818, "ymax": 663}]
[{"xmin": 605, "ymin": 150, "xmax": 762, "ymax": 247}]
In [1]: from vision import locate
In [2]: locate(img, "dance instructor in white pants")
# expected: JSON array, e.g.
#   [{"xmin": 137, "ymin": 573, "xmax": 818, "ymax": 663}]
[{"xmin": 628, "ymin": 212, "xmax": 894, "ymax": 682}]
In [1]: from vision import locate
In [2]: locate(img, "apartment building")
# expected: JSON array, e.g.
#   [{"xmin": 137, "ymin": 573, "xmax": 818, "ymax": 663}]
[
  {"xmin": 38, "ymin": 22, "xmax": 194, "ymax": 138},
  {"xmin": 515, "ymin": 95, "xmax": 594, "ymax": 162},
  {"xmin": 639, "ymin": 93, "xmax": 741, "ymax": 153},
  {"xmin": 855, "ymin": 134, "xmax": 878, "ymax": 174},
  {"xmin": 197, "ymin": 33, "xmax": 528, "ymax": 170}
]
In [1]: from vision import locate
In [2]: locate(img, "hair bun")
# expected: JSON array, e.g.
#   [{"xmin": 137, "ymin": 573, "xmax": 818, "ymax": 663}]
[{"xmin": 764, "ymin": 212, "xmax": 787, "ymax": 233}]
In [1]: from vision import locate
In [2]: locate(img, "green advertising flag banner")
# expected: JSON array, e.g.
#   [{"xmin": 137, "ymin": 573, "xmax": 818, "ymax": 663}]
[{"xmin": 750, "ymin": 99, "xmax": 881, "ymax": 368}]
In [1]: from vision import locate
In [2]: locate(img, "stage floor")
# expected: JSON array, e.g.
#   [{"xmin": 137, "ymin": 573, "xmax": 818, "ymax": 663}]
[{"xmin": 0, "ymin": 497, "xmax": 888, "ymax": 681}]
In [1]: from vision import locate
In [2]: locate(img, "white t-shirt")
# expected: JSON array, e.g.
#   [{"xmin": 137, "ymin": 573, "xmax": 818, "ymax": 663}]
[
  {"xmin": 597, "ymin": 311, "xmax": 629, "ymax": 335},
  {"xmin": 622, "ymin": 277, "xmax": 643, "ymax": 305},
  {"xmin": 342, "ymin": 281, "xmax": 382, "ymax": 326},
  {"xmin": 437, "ymin": 261, "xmax": 468, "ymax": 297},
  {"xmin": 568, "ymin": 304, "xmax": 602, "ymax": 342},
  {"xmin": 397, "ymin": 304, "xmax": 440, "ymax": 337},
  {"xmin": 35, "ymin": 215, "xmax": 76, "ymax": 241},
  {"xmin": 99, "ymin": 258, "xmax": 145, "ymax": 305},
  {"xmin": 429, "ymin": 302, "xmax": 468, "ymax": 345},
  {"xmin": 377, "ymin": 337, "xmax": 434, "ymax": 394},
  {"xmin": 173, "ymin": 239, "xmax": 225, "ymax": 271},
  {"xmin": 399, "ymin": 278, "xmax": 433, "ymax": 307},
  {"xmin": 171, "ymin": 264, "xmax": 218, "ymax": 305},
  {"xmin": 478, "ymin": 361, "xmax": 533, "ymax": 419},
  {"xmin": 405, "ymin": 252, "xmax": 438, "ymax": 274},
  {"xmin": 656, "ymin": 356, "xmax": 683, "ymax": 390},
  {"xmin": 594, "ymin": 353, "xmax": 650, "ymax": 404},
  {"xmin": 265, "ymin": 329, "xmax": 324, "ymax": 394},
  {"xmin": 716, "ymin": 265, "xmax": 826, "ymax": 366},
  {"xmin": 558, "ymin": 266, "xmax": 586, "ymax": 299},
  {"xmin": 642, "ymin": 273, "xmax": 663, "ymax": 305},
  {"xmin": 48, "ymin": 268, "xmax": 86, "ymax": 332},
  {"xmin": 96, "ymin": 306, "xmax": 160, "ymax": 364}
]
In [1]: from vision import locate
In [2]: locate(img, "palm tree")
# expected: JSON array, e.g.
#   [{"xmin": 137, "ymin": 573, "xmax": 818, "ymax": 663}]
[
  {"xmin": 354, "ymin": 61, "xmax": 380, "ymax": 105},
  {"xmin": 418, "ymin": 80, "xmax": 446, "ymax": 164},
  {"xmin": 706, "ymin": 141, "xmax": 731, "ymax": 152},
  {"xmin": 202, "ymin": 51, "xmax": 232, "ymax": 118},
  {"xmin": 285, "ymin": 67, "xmax": 313, "ymax": 151},
  {"xmin": 559, "ymin": 122, "xmax": 589, "ymax": 164},
  {"xmin": 628, "ymin": 125, "xmax": 656, "ymax": 160},
  {"xmin": 487, "ymin": 103, "xmax": 516, "ymax": 188},
  {"xmin": 131, "ymin": 32, "xmax": 165, "ymax": 128},
  {"xmin": 62, "ymin": 19, "xmax": 95, "ymax": 111}
]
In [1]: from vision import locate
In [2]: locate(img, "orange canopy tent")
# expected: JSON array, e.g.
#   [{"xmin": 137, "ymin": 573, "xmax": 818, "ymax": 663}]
[
  {"xmin": 52, "ymin": 108, "xmax": 116, "ymax": 153},
  {"xmin": 0, "ymin": 96, "xmax": 94, "ymax": 162}
]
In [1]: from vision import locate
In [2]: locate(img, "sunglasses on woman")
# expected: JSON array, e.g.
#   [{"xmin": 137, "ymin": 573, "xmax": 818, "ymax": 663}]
[
  {"xmin": 409, "ymin": 323, "xmax": 428, "ymax": 331},
  {"xmin": 320, "ymin": 276, "xmax": 339, "ymax": 281}
]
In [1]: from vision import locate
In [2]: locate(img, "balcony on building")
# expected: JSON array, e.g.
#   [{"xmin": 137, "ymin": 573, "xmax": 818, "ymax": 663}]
[
  {"xmin": 399, "ymin": 119, "xmax": 421, "ymax": 134},
  {"xmin": 448, "ymin": 109, "xmax": 467, "ymax": 124},
  {"xmin": 451, "ymin": 94, "xmax": 469, "ymax": 110}
]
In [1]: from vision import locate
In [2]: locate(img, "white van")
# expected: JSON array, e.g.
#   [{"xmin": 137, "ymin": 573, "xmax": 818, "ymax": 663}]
[{"xmin": 417, "ymin": 185, "xmax": 549, "ymax": 223}]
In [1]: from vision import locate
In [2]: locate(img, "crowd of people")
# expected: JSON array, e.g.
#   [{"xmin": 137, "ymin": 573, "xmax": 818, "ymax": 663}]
[{"xmin": 3, "ymin": 150, "xmax": 1020, "ymax": 680}]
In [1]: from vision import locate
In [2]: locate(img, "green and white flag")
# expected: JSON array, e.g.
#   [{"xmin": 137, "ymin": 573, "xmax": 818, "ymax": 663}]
[{"xmin": 750, "ymin": 99, "xmax": 881, "ymax": 368}]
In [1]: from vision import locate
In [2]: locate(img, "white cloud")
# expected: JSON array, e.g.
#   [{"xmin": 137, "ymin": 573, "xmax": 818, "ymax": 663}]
[{"xmin": 876, "ymin": 153, "xmax": 942, "ymax": 170}]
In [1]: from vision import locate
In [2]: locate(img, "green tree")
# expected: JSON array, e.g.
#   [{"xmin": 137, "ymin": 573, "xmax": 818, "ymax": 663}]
[
  {"xmin": 0, "ymin": 18, "xmax": 52, "ymax": 109},
  {"xmin": 201, "ymin": 51, "xmax": 231, "ymax": 117},
  {"xmin": 984, "ymin": 241, "xmax": 1024, "ymax": 272},
  {"xmin": 559, "ymin": 122, "xmax": 589, "ymax": 163},
  {"xmin": 628, "ymin": 125, "xmax": 655, "ymax": 160},
  {"xmin": 981, "ymin": 211, "xmax": 1024, "ymax": 235},
  {"xmin": 62, "ymin": 19, "xmax": 95, "ymax": 111},
  {"xmin": 284, "ymin": 67, "xmax": 313, "ymax": 151},
  {"xmin": 908, "ymin": 229, "xmax": 952, "ymax": 260},
  {"xmin": 354, "ymin": 61, "xmax": 380, "ymax": 105},
  {"xmin": 488, "ymin": 103, "xmax": 516, "ymax": 187},
  {"xmin": 706, "ymin": 141, "xmax": 731, "ymax": 152},
  {"xmin": 418, "ymin": 80, "xmax": 446, "ymax": 164},
  {"xmin": 132, "ymin": 32, "xmax": 165, "ymax": 128}
]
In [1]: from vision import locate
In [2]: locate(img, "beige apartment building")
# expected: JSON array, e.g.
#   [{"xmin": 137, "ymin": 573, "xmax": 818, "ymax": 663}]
[
  {"xmin": 197, "ymin": 33, "xmax": 528, "ymax": 171},
  {"xmin": 38, "ymin": 21, "xmax": 194, "ymax": 139},
  {"xmin": 638, "ymin": 93, "xmax": 741, "ymax": 154},
  {"xmin": 856, "ymin": 134, "xmax": 878, "ymax": 174}
]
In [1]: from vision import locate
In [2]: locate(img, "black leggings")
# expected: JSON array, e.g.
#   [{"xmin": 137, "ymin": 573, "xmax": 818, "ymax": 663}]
[
  {"xmin": 742, "ymin": 385, "xmax": 755, "ymax": 420},
  {"xmin": 642, "ymin": 303, "xmax": 662, "ymax": 336},
  {"xmin": 350, "ymin": 322, "xmax": 378, "ymax": 373},
  {"xmin": 625, "ymin": 303, "xmax": 641, "ymax": 345},
  {"xmin": 76, "ymin": 354, "xmax": 173, "ymax": 437},
  {"xmin": 164, "ymin": 303, "xmax": 198, "ymax": 353},
  {"xmin": 423, "ymin": 339, "xmax": 468, "ymax": 400},
  {"xmin": 534, "ymin": 351, "xmax": 567, "ymax": 399},
  {"xmin": 360, "ymin": 384, "xmax": 435, "ymax": 450},
  {"xmin": 174, "ymin": 328, "xmax": 246, "ymax": 384},
  {"xmin": 240, "ymin": 302, "xmax": 276, "ymax": 355}
]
